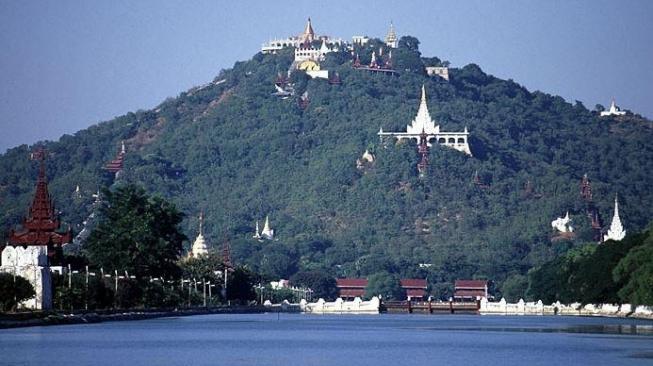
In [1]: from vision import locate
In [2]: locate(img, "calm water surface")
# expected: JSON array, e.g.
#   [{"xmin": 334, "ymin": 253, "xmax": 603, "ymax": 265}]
[{"xmin": 1, "ymin": 313, "xmax": 652, "ymax": 365}]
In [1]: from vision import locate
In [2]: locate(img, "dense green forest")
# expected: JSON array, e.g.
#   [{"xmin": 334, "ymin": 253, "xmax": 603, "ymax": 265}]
[{"xmin": 1, "ymin": 36, "xmax": 652, "ymax": 300}]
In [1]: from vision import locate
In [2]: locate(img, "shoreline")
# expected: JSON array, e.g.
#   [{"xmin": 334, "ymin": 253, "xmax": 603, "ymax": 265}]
[
  {"xmin": 0, "ymin": 306, "xmax": 271, "ymax": 329},
  {"xmin": 3, "ymin": 306, "xmax": 653, "ymax": 330}
]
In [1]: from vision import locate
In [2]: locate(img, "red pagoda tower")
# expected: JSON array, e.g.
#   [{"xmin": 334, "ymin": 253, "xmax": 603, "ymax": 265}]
[
  {"xmin": 8, "ymin": 148, "xmax": 72, "ymax": 263},
  {"xmin": 417, "ymin": 129, "xmax": 429, "ymax": 175},
  {"xmin": 580, "ymin": 173, "xmax": 592, "ymax": 202}
]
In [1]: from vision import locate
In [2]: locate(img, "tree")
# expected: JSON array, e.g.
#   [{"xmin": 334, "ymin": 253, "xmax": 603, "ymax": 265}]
[
  {"xmin": 399, "ymin": 36, "xmax": 420, "ymax": 51},
  {"xmin": 365, "ymin": 272, "xmax": 404, "ymax": 300},
  {"xmin": 180, "ymin": 252, "xmax": 225, "ymax": 283},
  {"xmin": 501, "ymin": 273, "xmax": 529, "ymax": 302},
  {"xmin": 291, "ymin": 271, "xmax": 338, "ymax": 300},
  {"xmin": 227, "ymin": 266, "xmax": 256, "ymax": 304},
  {"xmin": 614, "ymin": 228, "xmax": 653, "ymax": 305},
  {"xmin": 0, "ymin": 273, "xmax": 35, "ymax": 312},
  {"xmin": 85, "ymin": 185, "xmax": 186, "ymax": 279}
]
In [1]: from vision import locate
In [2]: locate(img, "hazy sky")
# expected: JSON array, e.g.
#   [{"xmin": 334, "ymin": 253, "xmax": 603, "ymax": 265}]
[{"xmin": 1, "ymin": 0, "xmax": 651, "ymax": 152}]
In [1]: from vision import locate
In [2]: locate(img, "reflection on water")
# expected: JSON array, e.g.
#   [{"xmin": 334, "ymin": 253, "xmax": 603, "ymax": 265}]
[
  {"xmin": 1, "ymin": 314, "xmax": 652, "ymax": 366},
  {"xmin": 411, "ymin": 323, "xmax": 653, "ymax": 336}
]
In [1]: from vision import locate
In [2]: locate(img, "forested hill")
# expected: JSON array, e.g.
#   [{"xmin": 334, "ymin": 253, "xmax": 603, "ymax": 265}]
[{"xmin": 1, "ymin": 36, "xmax": 652, "ymax": 296}]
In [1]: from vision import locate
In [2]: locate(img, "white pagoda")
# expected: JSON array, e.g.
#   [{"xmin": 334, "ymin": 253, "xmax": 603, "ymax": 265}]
[
  {"xmin": 385, "ymin": 21, "xmax": 398, "ymax": 48},
  {"xmin": 190, "ymin": 212, "xmax": 209, "ymax": 257},
  {"xmin": 600, "ymin": 99, "xmax": 626, "ymax": 117},
  {"xmin": 378, "ymin": 85, "xmax": 472, "ymax": 156},
  {"xmin": 253, "ymin": 216, "xmax": 275, "ymax": 241},
  {"xmin": 604, "ymin": 195, "xmax": 626, "ymax": 242},
  {"xmin": 261, "ymin": 216, "xmax": 275, "ymax": 240},
  {"xmin": 551, "ymin": 212, "xmax": 574, "ymax": 233}
]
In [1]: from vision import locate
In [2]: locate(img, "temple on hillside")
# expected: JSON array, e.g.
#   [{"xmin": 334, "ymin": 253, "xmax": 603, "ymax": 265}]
[
  {"xmin": 580, "ymin": 174, "xmax": 593, "ymax": 201},
  {"xmin": 352, "ymin": 49, "xmax": 397, "ymax": 75},
  {"xmin": 103, "ymin": 141, "xmax": 126, "ymax": 175},
  {"xmin": 579, "ymin": 174, "xmax": 604, "ymax": 242},
  {"xmin": 189, "ymin": 212, "xmax": 209, "ymax": 257},
  {"xmin": 7, "ymin": 148, "xmax": 72, "ymax": 263},
  {"xmin": 604, "ymin": 195, "xmax": 626, "ymax": 242},
  {"xmin": 379, "ymin": 85, "xmax": 472, "ymax": 157},
  {"xmin": 385, "ymin": 21, "xmax": 398, "ymax": 48},
  {"xmin": 551, "ymin": 212, "xmax": 574, "ymax": 233},
  {"xmin": 253, "ymin": 216, "xmax": 275, "ymax": 241},
  {"xmin": 261, "ymin": 18, "xmax": 346, "ymax": 55},
  {"xmin": 600, "ymin": 99, "xmax": 627, "ymax": 117}
]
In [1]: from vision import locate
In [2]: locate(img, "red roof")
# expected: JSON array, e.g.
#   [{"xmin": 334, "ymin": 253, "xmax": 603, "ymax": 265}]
[
  {"xmin": 400, "ymin": 279, "xmax": 427, "ymax": 289},
  {"xmin": 339, "ymin": 289, "xmax": 366, "ymax": 297},
  {"xmin": 336, "ymin": 278, "xmax": 368, "ymax": 288},
  {"xmin": 454, "ymin": 289, "xmax": 486, "ymax": 298},
  {"xmin": 454, "ymin": 280, "xmax": 488, "ymax": 289},
  {"xmin": 406, "ymin": 289, "xmax": 426, "ymax": 298}
]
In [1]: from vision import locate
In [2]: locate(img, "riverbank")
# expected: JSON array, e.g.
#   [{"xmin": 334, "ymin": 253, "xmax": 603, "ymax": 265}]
[{"xmin": 0, "ymin": 306, "xmax": 270, "ymax": 329}]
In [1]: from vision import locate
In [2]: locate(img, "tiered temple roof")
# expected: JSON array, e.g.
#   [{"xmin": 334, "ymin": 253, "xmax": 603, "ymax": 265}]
[{"xmin": 8, "ymin": 148, "xmax": 72, "ymax": 261}]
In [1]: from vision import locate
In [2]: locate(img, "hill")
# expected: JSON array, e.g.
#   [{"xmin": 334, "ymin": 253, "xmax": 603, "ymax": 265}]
[{"xmin": 1, "ymin": 36, "xmax": 652, "ymax": 298}]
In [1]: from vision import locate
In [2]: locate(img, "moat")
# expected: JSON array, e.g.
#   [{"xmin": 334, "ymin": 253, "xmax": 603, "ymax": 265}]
[{"xmin": 1, "ymin": 313, "xmax": 652, "ymax": 366}]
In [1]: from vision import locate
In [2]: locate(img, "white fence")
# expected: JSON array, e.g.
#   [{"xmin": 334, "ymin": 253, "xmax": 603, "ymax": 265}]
[{"xmin": 480, "ymin": 297, "xmax": 653, "ymax": 319}]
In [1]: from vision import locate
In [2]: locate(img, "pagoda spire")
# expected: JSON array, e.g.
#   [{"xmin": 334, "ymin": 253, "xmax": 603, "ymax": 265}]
[
  {"xmin": 302, "ymin": 17, "xmax": 315, "ymax": 43},
  {"xmin": 8, "ymin": 147, "xmax": 72, "ymax": 262},
  {"xmin": 261, "ymin": 215, "xmax": 274, "ymax": 240},
  {"xmin": 604, "ymin": 194, "xmax": 626, "ymax": 242},
  {"xmin": 190, "ymin": 211, "xmax": 209, "ymax": 257}
]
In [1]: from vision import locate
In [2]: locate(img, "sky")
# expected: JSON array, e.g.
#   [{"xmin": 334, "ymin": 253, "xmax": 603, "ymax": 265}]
[{"xmin": 1, "ymin": 0, "xmax": 652, "ymax": 152}]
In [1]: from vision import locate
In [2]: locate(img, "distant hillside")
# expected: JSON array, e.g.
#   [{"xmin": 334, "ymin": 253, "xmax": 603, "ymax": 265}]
[{"xmin": 1, "ymin": 36, "xmax": 652, "ymax": 297}]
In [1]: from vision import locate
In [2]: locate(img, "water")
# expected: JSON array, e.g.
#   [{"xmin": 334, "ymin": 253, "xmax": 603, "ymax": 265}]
[{"xmin": 1, "ymin": 314, "xmax": 652, "ymax": 365}]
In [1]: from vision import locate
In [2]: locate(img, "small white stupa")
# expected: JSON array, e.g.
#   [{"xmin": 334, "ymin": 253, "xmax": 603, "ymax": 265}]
[
  {"xmin": 604, "ymin": 195, "xmax": 626, "ymax": 242},
  {"xmin": 551, "ymin": 211, "xmax": 574, "ymax": 233},
  {"xmin": 190, "ymin": 212, "xmax": 209, "ymax": 257},
  {"xmin": 260, "ymin": 216, "xmax": 275, "ymax": 240},
  {"xmin": 600, "ymin": 99, "xmax": 627, "ymax": 117},
  {"xmin": 253, "ymin": 220, "xmax": 262, "ymax": 239}
]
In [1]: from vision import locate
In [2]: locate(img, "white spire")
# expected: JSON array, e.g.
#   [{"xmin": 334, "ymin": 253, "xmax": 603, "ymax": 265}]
[
  {"xmin": 261, "ymin": 215, "xmax": 274, "ymax": 240},
  {"xmin": 121, "ymin": 141, "xmax": 126, "ymax": 154},
  {"xmin": 190, "ymin": 212, "xmax": 209, "ymax": 257},
  {"xmin": 253, "ymin": 220, "xmax": 261, "ymax": 239},
  {"xmin": 604, "ymin": 195, "xmax": 626, "ymax": 242},
  {"xmin": 406, "ymin": 85, "xmax": 438, "ymax": 135}
]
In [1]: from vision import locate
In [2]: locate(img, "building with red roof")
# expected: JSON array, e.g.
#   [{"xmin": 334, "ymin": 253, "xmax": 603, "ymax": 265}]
[
  {"xmin": 336, "ymin": 278, "xmax": 367, "ymax": 299},
  {"xmin": 454, "ymin": 280, "xmax": 489, "ymax": 301},
  {"xmin": 400, "ymin": 279, "xmax": 428, "ymax": 300}
]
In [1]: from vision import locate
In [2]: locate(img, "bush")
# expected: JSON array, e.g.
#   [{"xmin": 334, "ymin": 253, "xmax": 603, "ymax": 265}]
[{"xmin": 0, "ymin": 273, "xmax": 35, "ymax": 312}]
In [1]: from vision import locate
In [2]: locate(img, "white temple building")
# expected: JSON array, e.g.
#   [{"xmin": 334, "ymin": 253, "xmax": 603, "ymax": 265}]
[
  {"xmin": 0, "ymin": 246, "xmax": 52, "ymax": 310},
  {"xmin": 190, "ymin": 212, "xmax": 209, "ymax": 257},
  {"xmin": 600, "ymin": 99, "xmax": 627, "ymax": 117},
  {"xmin": 551, "ymin": 212, "xmax": 574, "ymax": 233},
  {"xmin": 385, "ymin": 22, "xmax": 398, "ymax": 48},
  {"xmin": 261, "ymin": 18, "xmax": 346, "ymax": 55},
  {"xmin": 261, "ymin": 216, "xmax": 275, "ymax": 240},
  {"xmin": 378, "ymin": 85, "xmax": 472, "ymax": 156},
  {"xmin": 604, "ymin": 195, "xmax": 626, "ymax": 242}
]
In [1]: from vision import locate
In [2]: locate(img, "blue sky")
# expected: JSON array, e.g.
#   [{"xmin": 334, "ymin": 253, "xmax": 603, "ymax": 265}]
[{"xmin": 1, "ymin": 0, "xmax": 651, "ymax": 152}]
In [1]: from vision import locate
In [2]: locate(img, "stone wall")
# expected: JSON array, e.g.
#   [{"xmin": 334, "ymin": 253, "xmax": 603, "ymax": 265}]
[
  {"xmin": 0, "ymin": 246, "xmax": 52, "ymax": 310},
  {"xmin": 479, "ymin": 297, "xmax": 653, "ymax": 319}
]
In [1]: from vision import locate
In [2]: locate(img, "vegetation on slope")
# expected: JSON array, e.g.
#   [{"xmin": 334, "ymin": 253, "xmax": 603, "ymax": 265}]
[{"xmin": 1, "ymin": 36, "xmax": 652, "ymax": 300}]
